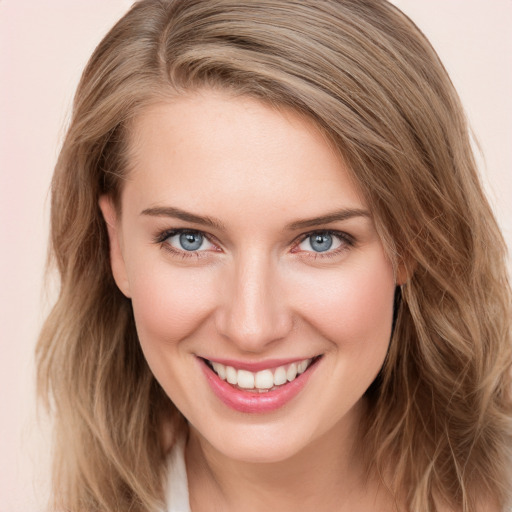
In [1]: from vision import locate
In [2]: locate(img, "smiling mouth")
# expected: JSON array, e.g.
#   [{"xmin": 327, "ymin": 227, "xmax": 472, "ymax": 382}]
[{"xmin": 202, "ymin": 356, "xmax": 321, "ymax": 393}]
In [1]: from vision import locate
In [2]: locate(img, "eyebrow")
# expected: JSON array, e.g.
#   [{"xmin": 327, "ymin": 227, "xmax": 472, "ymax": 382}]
[
  {"xmin": 141, "ymin": 205, "xmax": 370, "ymax": 231},
  {"xmin": 285, "ymin": 208, "xmax": 371, "ymax": 230},
  {"xmin": 140, "ymin": 206, "xmax": 226, "ymax": 230}
]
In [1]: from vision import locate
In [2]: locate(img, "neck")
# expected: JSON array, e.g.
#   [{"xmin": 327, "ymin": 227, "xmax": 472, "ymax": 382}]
[{"xmin": 185, "ymin": 401, "xmax": 392, "ymax": 512}]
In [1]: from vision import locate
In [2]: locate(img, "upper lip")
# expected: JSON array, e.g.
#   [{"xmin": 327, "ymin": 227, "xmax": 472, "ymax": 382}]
[{"xmin": 199, "ymin": 356, "xmax": 319, "ymax": 372}]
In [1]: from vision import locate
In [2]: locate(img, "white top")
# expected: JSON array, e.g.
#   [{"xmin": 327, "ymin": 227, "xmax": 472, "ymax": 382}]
[{"xmin": 164, "ymin": 437, "xmax": 191, "ymax": 512}]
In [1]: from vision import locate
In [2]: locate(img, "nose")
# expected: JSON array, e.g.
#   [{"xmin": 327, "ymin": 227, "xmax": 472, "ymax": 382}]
[{"xmin": 215, "ymin": 250, "xmax": 293, "ymax": 352}]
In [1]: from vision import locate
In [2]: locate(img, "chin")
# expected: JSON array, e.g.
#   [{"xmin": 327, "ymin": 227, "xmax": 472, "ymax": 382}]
[
  {"xmin": 218, "ymin": 437, "xmax": 308, "ymax": 464},
  {"xmin": 193, "ymin": 416, "xmax": 323, "ymax": 465}
]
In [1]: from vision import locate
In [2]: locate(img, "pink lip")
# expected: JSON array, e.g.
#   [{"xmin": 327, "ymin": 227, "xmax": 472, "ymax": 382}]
[{"xmin": 199, "ymin": 357, "xmax": 319, "ymax": 413}]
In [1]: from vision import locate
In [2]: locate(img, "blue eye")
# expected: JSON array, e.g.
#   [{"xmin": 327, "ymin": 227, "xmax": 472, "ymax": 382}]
[
  {"xmin": 298, "ymin": 232, "xmax": 345, "ymax": 253},
  {"xmin": 310, "ymin": 233, "xmax": 333, "ymax": 252},
  {"xmin": 163, "ymin": 230, "xmax": 215, "ymax": 252},
  {"xmin": 179, "ymin": 232, "xmax": 204, "ymax": 251}
]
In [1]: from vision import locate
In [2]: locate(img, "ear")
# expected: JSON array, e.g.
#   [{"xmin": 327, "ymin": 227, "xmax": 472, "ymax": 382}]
[
  {"xmin": 396, "ymin": 258, "xmax": 415, "ymax": 286},
  {"xmin": 98, "ymin": 195, "xmax": 131, "ymax": 298}
]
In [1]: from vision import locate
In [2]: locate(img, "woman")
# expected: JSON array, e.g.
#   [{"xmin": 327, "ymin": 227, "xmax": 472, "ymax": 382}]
[{"xmin": 36, "ymin": 0, "xmax": 512, "ymax": 511}]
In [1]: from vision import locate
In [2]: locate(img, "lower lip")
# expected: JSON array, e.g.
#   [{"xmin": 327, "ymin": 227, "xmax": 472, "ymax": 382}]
[{"xmin": 199, "ymin": 358, "xmax": 318, "ymax": 413}]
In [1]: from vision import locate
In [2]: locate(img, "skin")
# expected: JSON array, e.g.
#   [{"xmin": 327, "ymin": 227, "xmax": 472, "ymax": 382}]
[{"xmin": 100, "ymin": 90, "xmax": 405, "ymax": 511}]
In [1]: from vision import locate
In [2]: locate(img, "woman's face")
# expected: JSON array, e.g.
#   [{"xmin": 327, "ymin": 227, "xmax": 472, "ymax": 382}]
[{"xmin": 101, "ymin": 91, "xmax": 398, "ymax": 463}]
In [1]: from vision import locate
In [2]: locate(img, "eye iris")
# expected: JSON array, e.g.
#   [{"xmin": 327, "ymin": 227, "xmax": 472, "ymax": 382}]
[
  {"xmin": 310, "ymin": 233, "xmax": 333, "ymax": 252},
  {"xmin": 179, "ymin": 232, "xmax": 203, "ymax": 251}
]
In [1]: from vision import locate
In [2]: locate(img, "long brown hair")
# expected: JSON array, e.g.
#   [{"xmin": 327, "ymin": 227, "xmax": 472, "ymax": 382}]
[{"xmin": 37, "ymin": 1, "xmax": 512, "ymax": 510}]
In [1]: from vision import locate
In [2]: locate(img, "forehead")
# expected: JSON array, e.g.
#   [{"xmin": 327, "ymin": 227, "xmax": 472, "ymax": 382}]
[{"xmin": 122, "ymin": 90, "xmax": 366, "ymax": 220}]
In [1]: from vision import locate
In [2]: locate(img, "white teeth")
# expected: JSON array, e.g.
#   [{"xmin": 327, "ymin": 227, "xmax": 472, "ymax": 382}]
[
  {"xmin": 209, "ymin": 358, "xmax": 314, "ymax": 390},
  {"xmin": 297, "ymin": 360, "xmax": 308, "ymax": 374},
  {"xmin": 273, "ymin": 366, "xmax": 287, "ymax": 386},
  {"xmin": 255, "ymin": 369, "xmax": 274, "ymax": 389},
  {"xmin": 237, "ymin": 370, "xmax": 255, "ymax": 389},
  {"xmin": 212, "ymin": 362, "xmax": 226, "ymax": 380},
  {"xmin": 226, "ymin": 366, "xmax": 237, "ymax": 385},
  {"xmin": 287, "ymin": 363, "xmax": 298, "ymax": 382}
]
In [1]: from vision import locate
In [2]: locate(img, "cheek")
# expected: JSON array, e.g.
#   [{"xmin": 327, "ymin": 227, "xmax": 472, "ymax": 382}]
[
  {"xmin": 128, "ymin": 264, "xmax": 217, "ymax": 348},
  {"xmin": 293, "ymin": 251, "xmax": 396, "ymax": 350},
  {"xmin": 127, "ymin": 265, "xmax": 219, "ymax": 419}
]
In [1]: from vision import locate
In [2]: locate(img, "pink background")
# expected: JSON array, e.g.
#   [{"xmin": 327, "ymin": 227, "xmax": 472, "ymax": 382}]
[{"xmin": 1, "ymin": 1, "xmax": 511, "ymax": 509}]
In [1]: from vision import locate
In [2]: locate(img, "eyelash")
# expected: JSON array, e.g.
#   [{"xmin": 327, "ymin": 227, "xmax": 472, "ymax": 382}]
[
  {"xmin": 294, "ymin": 230, "xmax": 355, "ymax": 260},
  {"xmin": 153, "ymin": 228, "xmax": 355, "ymax": 260},
  {"xmin": 153, "ymin": 229, "xmax": 218, "ymax": 260}
]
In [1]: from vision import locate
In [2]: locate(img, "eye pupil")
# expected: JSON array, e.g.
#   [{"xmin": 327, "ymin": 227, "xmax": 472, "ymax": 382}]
[
  {"xmin": 310, "ymin": 233, "xmax": 333, "ymax": 252},
  {"xmin": 179, "ymin": 232, "xmax": 203, "ymax": 251}
]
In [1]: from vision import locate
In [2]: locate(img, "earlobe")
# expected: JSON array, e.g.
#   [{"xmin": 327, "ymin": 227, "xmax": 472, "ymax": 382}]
[{"xmin": 98, "ymin": 195, "xmax": 131, "ymax": 298}]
